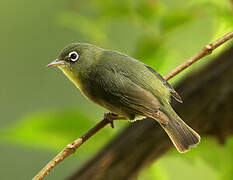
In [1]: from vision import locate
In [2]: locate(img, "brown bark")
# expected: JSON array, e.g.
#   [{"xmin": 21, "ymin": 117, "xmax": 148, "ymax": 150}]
[{"xmin": 69, "ymin": 45, "xmax": 233, "ymax": 180}]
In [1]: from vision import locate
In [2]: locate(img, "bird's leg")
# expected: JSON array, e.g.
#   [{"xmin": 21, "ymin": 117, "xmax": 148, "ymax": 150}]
[{"xmin": 104, "ymin": 112, "xmax": 128, "ymax": 128}]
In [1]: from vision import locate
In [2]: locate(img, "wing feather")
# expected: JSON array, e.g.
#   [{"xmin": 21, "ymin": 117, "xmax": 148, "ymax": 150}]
[
  {"xmin": 145, "ymin": 65, "xmax": 183, "ymax": 103},
  {"xmin": 90, "ymin": 65, "xmax": 161, "ymax": 118}
]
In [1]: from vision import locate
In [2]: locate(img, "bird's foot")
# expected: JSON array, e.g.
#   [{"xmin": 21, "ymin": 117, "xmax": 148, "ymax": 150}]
[
  {"xmin": 104, "ymin": 113, "xmax": 116, "ymax": 128},
  {"xmin": 104, "ymin": 112, "xmax": 128, "ymax": 128}
]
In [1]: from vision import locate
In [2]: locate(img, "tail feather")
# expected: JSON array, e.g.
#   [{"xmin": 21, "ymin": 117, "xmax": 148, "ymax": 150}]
[{"xmin": 160, "ymin": 115, "xmax": 200, "ymax": 153}]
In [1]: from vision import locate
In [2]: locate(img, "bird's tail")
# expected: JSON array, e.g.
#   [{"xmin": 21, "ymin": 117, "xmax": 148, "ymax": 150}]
[{"xmin": 160, "ymin": 107, "xmax": 200, "ymax": 153}]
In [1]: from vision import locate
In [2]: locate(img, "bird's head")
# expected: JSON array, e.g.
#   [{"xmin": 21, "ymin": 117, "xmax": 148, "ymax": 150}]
[{"xmin": 47, "ymin": 43, "xmax": 103, "ymax": 87}]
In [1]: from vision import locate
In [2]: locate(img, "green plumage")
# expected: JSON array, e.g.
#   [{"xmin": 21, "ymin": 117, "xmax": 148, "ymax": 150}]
[{"xmin": 49, "ymin": 43, "xmax": 200, "ymax": 153}]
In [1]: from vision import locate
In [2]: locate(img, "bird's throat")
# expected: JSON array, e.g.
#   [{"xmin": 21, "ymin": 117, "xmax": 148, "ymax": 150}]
[{"xmin": 58, "ymin": 66, "xmax": 82, "ymax": 90}]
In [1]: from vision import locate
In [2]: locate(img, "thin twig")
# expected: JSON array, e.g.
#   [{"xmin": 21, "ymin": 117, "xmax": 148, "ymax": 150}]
[
  {"xmin": 32, "ymin": 118, "xmax": 110, "ymax": 180},
  {"xmin": 164, "ymin": 31, "xmax": 233, "ymax": 80},
  {"xmin": 32, "ymin": 30, "xmax": 233, "ymax": 180}
]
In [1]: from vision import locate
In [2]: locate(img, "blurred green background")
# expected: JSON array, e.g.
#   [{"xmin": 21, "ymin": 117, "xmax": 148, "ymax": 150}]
[{"xmin": 0, "ymin": 0, "xmax": 233, "ymax": 179}]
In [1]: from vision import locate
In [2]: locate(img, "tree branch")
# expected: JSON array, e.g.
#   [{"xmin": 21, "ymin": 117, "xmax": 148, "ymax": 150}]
[
  {"xmin": 32, "ymin": 30, "xmax": 233, "ymax": 180},
  {"xmin": 164, "ymin": 30, "xmax": 233, "ymax": 80},
  {"xmin": 32, "ymin": 119, "xmax": 111, "ymax": 180}
]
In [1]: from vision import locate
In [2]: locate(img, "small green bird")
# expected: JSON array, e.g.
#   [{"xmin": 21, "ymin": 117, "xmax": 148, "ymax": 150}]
[{"xmin": 48, "ymin": 43, "xmax": 200, "ymax": 153}]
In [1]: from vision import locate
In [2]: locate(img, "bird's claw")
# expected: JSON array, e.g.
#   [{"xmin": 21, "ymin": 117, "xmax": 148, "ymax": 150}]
[
  {"xmin": 104, "ymin": 113, "xmax": 117, "ymax": 128},
  {"xmin": 104, "ymin": 113, "xmax": 128, "ymax": 128}
]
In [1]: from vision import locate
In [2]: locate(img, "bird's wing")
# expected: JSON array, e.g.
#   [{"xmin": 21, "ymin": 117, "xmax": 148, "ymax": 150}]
[
  {"xmin": 91, "ymin": 65, "xmax": 161, "ymax": 119},
  {"xmin": 144, "ymin": 65, "xmax": 183, "ymax": 103}
]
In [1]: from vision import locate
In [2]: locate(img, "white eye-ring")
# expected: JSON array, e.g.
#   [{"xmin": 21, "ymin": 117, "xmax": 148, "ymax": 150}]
[{"xmin": 68, "ymin": 51, "xmax": 79, "ymax": 62}]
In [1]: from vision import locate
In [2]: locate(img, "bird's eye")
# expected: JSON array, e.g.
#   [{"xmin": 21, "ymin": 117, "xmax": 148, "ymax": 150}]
[{"xmin": 68, "ymin": 51, "xmax": 79, "ymax": 62}]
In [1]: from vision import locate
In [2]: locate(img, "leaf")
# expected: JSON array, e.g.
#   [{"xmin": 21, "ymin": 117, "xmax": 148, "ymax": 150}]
[
  {"xmin": 0, "ymin": 109, "xmax": 115, "ymax": 154},
  {"xmin": 161, "ymin": 137, "xmax": 233, "ymax": 179},
  {"xmin": 139, "ymin": 161, "xmax": 169, "ymax": 180},
  {"xmin": 159, "ymin": 155, "xmax": 218, "ymax": 180},
  {"xmin": 58, "ymin": 12, "xmax": 109, "ymax": 45}
]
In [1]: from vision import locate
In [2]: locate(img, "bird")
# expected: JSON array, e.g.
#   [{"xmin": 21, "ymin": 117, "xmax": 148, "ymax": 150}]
[{"xmin": 47, "ymin": 43, "xmax": 200, "ymax": 153}]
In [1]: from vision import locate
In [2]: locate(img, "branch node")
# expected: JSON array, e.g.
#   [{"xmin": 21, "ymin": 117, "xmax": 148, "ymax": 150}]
[{"xmin": 204, "ymin": 44, "xmax": 213, "ymax": 55}]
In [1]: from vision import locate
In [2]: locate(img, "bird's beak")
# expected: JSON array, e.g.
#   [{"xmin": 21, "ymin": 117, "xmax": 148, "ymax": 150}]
[{"xmin": 47, "ymin": 59, "xmax": 65, "ymax": 67}]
